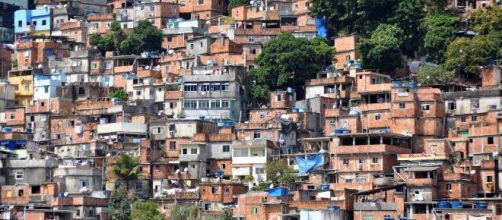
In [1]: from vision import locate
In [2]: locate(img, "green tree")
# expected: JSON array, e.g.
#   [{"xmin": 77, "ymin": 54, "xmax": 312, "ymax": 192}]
[
  {"xmin": 422, "ymin": 13, "xmax": 458, "ymax": 63},
  {"xmin": 169, "ymin": 205, "xmax": 199, "ymax": 220},
  {"xmin": 357, "ymin": 24, "xmax": 404, "ymax": 73},
  {"xmin": 308, "ymin": 0, "xmax": 400, "ymax": 36},
  {"xmin": 132, "ymin": 201, "xmax": 165, "ymax": 220},
  {"xmin": 391, "ymin": 0, "xmax": 424, "ymax": 56},
  {"xmin": 112, "ymin": 154, "xmax": 141, "ymax": 190},
  {"xmin": 89, "ymin": 21, "xmax": 126, "ymax": 54},
  {"xmin": 444, "ymin": 8, "xmax": 502, "ymax": 80},
  {"xmin": 109, "ymin": 189, "xmax": 132, "ymax": 220},
  {"xmin": 250, "ymin": 33, "xmax": 333, "ymax": 102},
  {"xmin": 109, "ymin": 89, "xmax": 129, "ymax": 101},
  {"xmin": 265, "ymin": 160, "xmax": 296, "ymax": 187},
  {"xmin": 423, "ymin": 0, "xmax": 448, "ymax": 12},
  {"xmin": 120, "ymin": 20, "xmax": 163, "ymax": 55},
  {"xmin": 417, "ymin": 63, "xmax": 456, "ymax": 84},
  {"xmin": 219, "ymin": 208, "xmax": 233, "ymax": 220}
]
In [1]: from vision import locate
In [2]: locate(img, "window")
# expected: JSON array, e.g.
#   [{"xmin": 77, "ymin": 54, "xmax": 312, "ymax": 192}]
[
  {"xmin": 222, "ymin": 145, "xmax": 230, "ymax": 152},
  {"xmin": 15, "ymin": 171, "xmax": 24, "ymax": 180},
  {"xmin": 76, "ymin": 209, "xmax": 81, "ymax": 217},
  {"xmin": 135, "ymin": 182, "xmax": 142, "ymax": 190},
  {"xmin": 374, "ymin": 113, "xmax": 381, "ymax": 121},
  {"xmin": 184, "ymin": 100, "xmax": 197, "ymax": 109},
  {"xmin": 33, "ymin": 21, "xmax": 37, "ymax": 26},
  {"xmin": 255, "ymin": 168, "xmax": 265, "ymax": 174},
  {"xmin": 471, "ymin": 115, "xmax": 478, "ymax": 122},
  {"xmin": 260, "ymin": 112, "xmax": 266, "ymax": 119},
  {"xmin": 221, "ymin": 83, "xmax": 229, "ymax": 91},
  {"xmin": 329, "ymin": 119, "xmax": 335, "ymax": 128},
  {"xmin": 399, "ymin": 103, "xmax": 405, "ymax": 109},
  {"xmin": 253, "ymin": 131, "xmax": 261, "ymax": 139},
  {"xmin": 372, "ymin": 158, "xmax": 379, "ymax": 163},
  {"xmin": 362, "ymin": 216, "xmax": 374, "ymax": 220},
  {"xmin": 211, "ymin": 186, "xmax": 218, "ymax": 194},
  {"xmin": 250, "ymin": 48, "xmax": 256, "ymax": 54},
  {"xmin": 199, "ymin": 100, "xmax": 209, "ymax": 109},
  {"xmin": 200, "ymin": 42, "xmax": 203, "ymax": 47},
  {"xmin": 150, "ymin": 5, "xmax": 155, "ymax": 11},
  {"xmin": 250, "ymin": 148, "xmax": 265, "ymax": 157},
  {"xmin": 10, "ymin": 113, "xmax": 15, "ymax": 119},
  {"xmin": 421, "ymin": 104, "xmax": 430, "ymax": 111},
  {"xmin": 222, "ymin": 100, "xmax": 230, "ymax": 108},
  {"xmin": 487, "ymin": 176, "xmax": 493, "ymax": 183},
  {"xmin": 18, "ymin": 189, "xmax": 24, "ymax": 196},
  {"xmin": 233, "ymin": 149, "xmax": 248, "ymax": 157},
  {"xmin": 24, "ymin": 83, "xmax": 29, "ymax": 91},
  {"xmin": 448, "ymin": 102, "xmax": 456, "ymax": 110},
  {"xmin": 359, "ymin": 159, "xmax": 365, "ymax": 164},
  {"xmin": 92, "ymin": 63, "xmax": 97, "ymax": 69},
  {"xmin": 343, "ymin": 159, "xmax": 349, "ymax": 165},
  {"xmin": 248, "ymin": 36, "xmax": 255, "ymax": 43},
  {"xmin": 198, "ymin": 0, "xmax": 204, "ymax": 4},
  {"xmin": 169, "ymin": 141, "xmax": 176, "ymax": 150},
  {"xmin": 471, "ymin": 99, "xmax": 480, "ymax": 109},
  {"xmin": 488, "ymin": 137, "xmax": 494, "ymax": 145},
  {"xmin": 190, "ymin": 43, "xmax": 194, "ymax": 49},
  {"xmin": 182, "ymin": 148, "xmax": 188, "ymax": 154},
  {"xmin": 80, "ymin": 179, "xmax": 89, "ymax": 187},
  {"xmin": 446, "ymin": 183, "xmax": 452, "ymax": 192},
  {"xmin": 167, "ymin": 36, "xmax": 172, "ymax": 42},
  {"xmin": 18, "ymin": 20, "xmax": 22, "ymax": 27},
  {"xmin": 201, "ymin": 84, "xmax": 210, "ymax": 91},
  {"xmin": 275, "ymin": 94, "xmax": 282, "ymax": 101},
  {"xmin": 460, "ymin": 116, "xmax": 466, "ymax": 122},
  {"xmin": 210, "ymin": 100, "xmax": 221, "ymax": 109},
  {"xmin": 191, "ymin": 148, "xmax": 198, "ymax": 154},
  {"xmin": 252, "ymin": 208, "xmax": 258, "ymax": 215},
  {"xmin": 184, "ymin": 84, "xmax": 197, "ymax": 92},
  {"xmin": 42, "ymin": 20, "xmax": 46, "ymax": 25},
  {"xmin": 431, "ymin": 144, "xmax": 438, "ymax": 153}
]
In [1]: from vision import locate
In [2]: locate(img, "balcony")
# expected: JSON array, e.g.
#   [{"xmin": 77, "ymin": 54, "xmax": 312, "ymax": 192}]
[
  {"xmin": 407, "ymin": 178, "xmax": 437, "ymax": 186},
  {"xmin": 97, "ymin": 123, "xmax": 147, "ymax": 134},
  {"xmin": 360, "ymin": 102, "xmax": 391, "ymax": 112},
  {"xmin": 358, "ymin": 83, "xmax": 392, "ymax": 94},
  {"xmin": 114, "ymin": 65, "xmax": 134, "ymax": 73},
  {"xmin": 354, "ymin": 202, "xmax": 396, "ymax": 211},
  {"xmin": 165, "ymin": 91, "xmax": 183, "ymax": 100},
  {"xmin": 335, "ymin": 144, "xmax": 411, "ymax": 155}
]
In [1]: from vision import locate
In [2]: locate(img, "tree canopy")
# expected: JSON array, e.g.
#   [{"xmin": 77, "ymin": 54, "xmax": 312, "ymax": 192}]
[
  {"xmin": 112, "ymin": 154, "xmax": 141, "ymax": 190},
  {"xmin": 422, "ymin": 13, "xmax": 458, "ymax": 64},
  {"xmin": 109, "ymin": 189, "xmax": 132, "ymax": 220},
  {"xmin": 132, "ymin": 201, "xmax": 165, "ymax": 220},
  {"xmin": 109, "ymin": 89, "xmax": 129, "ymax": 101},
  {"xmin": 89, "ymin": 20, "xmax": 162, "ymax": 55},
  {"xmin": 266, "ymin": 160, "xmax": 297, "ymax": 187},
  {"xmin": 357, "ymin": 24, "xmax": 404, "ymax": 73},
  {"xmin": 444, "ymin": 7, "xmax": 502, "ymax": 80},
  {"xmin": 250, "ymin": 33, "xmax": 334, "ymax": 102},
  {"xmin": 417, "ymin": 63, "xmax": 456, "ymax": 84}
]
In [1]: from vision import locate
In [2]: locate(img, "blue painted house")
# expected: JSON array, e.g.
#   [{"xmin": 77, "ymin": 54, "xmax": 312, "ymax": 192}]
[{"xmin": 14, "ymin": 7, "xmax": 52, "ymax": 37}]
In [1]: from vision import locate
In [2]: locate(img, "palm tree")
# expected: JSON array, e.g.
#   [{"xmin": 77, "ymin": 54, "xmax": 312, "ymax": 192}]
[{"xmin": 112, "ymin": 154, "xmax": 140, "ymax": 191}]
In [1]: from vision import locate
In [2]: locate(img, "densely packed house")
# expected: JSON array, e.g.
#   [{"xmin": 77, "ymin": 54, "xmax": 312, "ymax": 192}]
[{"xmin": 0, "ymin": 0, "xmax": 501, "ymax": 219}]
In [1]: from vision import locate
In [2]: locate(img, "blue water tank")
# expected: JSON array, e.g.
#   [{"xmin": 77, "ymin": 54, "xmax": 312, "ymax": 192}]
[
  {"xmin": 438, "ymin": 201, "xmax": 450, "ymax": 208},
  {"xmin": 408, "ymin": 81, "xmax": 418, "ymax": 90},
  {"xmin": 475, "ymin": 202, "xmax": 488, "ymax": 209},
  {"xmin": 199, "ymin": 116, "xmax": 205, "ymax": 120},
  {"xmin": 1, "ymin": 127, "xmax": 12, "ymax": 132},
  {"xmin": 327, "ymin": 205, "xmax": 339, "ymax": 211},
  {"xmin": 383, "ymin": 217, "xmax": 393, "ymax": 220},
  {"xmin": 392, "ymin": 80, "xmax": 402, "ymax": 87},
  {"xmin": 450, "ymin": 201, "xmax": 463, "ymax": 209}
]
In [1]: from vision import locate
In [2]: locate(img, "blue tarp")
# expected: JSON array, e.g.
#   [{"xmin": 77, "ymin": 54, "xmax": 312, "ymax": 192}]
[
  {"xmin": 266, "ymin": 187, "xmax": 289, "ymax": 197},
  {"xmin": 296, "ymin": 154, "xmax": 323, "ymax": 174},
  {"xmin": 315, "ymin": 18, "xmax": 328, "ymax": 38}
]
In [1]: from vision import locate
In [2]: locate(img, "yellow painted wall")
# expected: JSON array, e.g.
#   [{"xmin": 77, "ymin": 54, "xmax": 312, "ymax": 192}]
[{"xmin": 8, "ymin": 75, "xmax": 33, "ymax": 106}]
